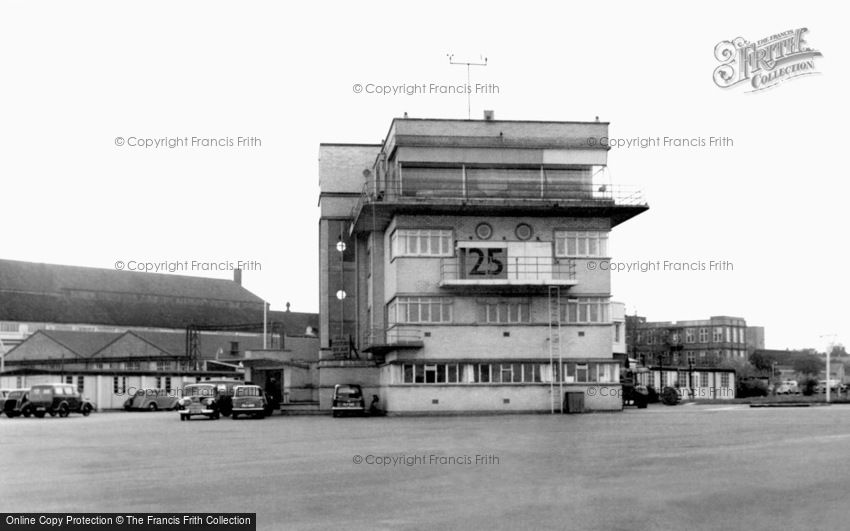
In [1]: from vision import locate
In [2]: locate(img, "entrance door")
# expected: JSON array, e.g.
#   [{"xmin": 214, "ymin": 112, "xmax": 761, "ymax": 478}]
[{"xmin": 263, "ymin": 370, "xmax": 283, "ymax": 408}]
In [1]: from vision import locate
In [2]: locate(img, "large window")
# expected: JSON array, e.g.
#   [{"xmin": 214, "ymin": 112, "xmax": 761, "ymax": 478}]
[
  {"xmin": 483, "ymin": 302, "xmax": 530, "ymax": 324},
  {"xmin": 113, "ymin": 377, "xmax": 127, "ymax": 394},
  {"xmin": 391, "ymin": 229, "xmax": 452, "ymax": 258},
  {"xmin": 698, "ymin": 328, "xmax": 709, "ymax": 343},
  {"xmin": 720, "ymin": 373, "xmax": 730, "ymax": 388},
  {"xmin": 562, "ymin": 298, "xmax": 610, "ymax": 324},
  {"xmin": 389, "ymin": 297, "xmax": 453, "ymax": 324},
  {"xmin": 685, "ymin": 328, "xmax": 695, "ymax": 343},
  {"xmin": 713, "ymin": 327, "xmax": 723, "ymax": 342},
  {"xmin": 554, "ymin": 231, "xmax": 609, "ymax": 257}
]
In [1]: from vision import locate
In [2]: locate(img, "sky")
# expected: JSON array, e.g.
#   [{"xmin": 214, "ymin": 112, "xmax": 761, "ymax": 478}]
[{"xmin": 0, "ymin": 1, "xmax": 846, "ymax": 351}]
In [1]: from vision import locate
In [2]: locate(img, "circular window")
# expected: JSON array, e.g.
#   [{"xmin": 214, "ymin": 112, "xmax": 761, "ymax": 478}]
[
  {"xmin": 475, "ymin": 222, "xmax": 493, "ymax": 240},
  {"xmin": 515, "ymin": 223, "xmax": 533, "ymax": 240}
]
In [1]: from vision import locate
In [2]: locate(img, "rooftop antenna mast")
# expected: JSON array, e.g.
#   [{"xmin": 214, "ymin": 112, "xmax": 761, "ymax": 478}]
[{"xmin": 448, "ymin": 53, "xmax": 487, "ymax": 119}]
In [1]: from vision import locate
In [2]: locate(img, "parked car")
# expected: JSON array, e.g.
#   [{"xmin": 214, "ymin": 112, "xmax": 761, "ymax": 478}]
[
  {"xmin": 3, "ymin": 389, "xmax": 32, "ymax": 418},
  {"xmin": 776, "ymin": 380, "xmax": 799, "ymax": 394},
  {"xmin": 123, "ymin": 388, "xmax": 179, "ymax": 411},
  {"xmin": 331, "ymin": 384, "xmax": 365, "ymax": 417},
  {"xmin": 29, "ymin": 383, "xmax": 94, "ymax": 418},
  {"xmin": 231, "ymin": 385, "xmax": 271, "ymax": 419},
  {"xmin": 177, "ymin": 383, "xmax": 222, "ymax": 420}
]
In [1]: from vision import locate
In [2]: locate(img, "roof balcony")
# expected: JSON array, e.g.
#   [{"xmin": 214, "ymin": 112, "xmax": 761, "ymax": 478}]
[{"xmin": 349, "ymin": 165, "xmax": 647, "ymax": 233}]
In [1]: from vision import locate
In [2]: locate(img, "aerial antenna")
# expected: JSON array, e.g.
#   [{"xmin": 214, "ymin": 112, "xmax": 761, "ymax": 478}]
[{"xmin": 447, "ymin": 53, "xmax": 488, "ymax": 119}]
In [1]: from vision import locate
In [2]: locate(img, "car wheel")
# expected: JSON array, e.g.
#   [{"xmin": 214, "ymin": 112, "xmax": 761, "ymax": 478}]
[
  {"xmin": 48, "ymin": 410, "xmax": 57, "ymax": 417},
  {"xmin": 231, "ymin": 413, "xmax": 239, "ymax": 420},
  {"xmin": 180, "ymin": 414, "xmax": 188, "ymax": 421},
  {"xmin": 332, "ymin": 411, "xmax": 339, "ymax": 418},
  {"xmin": 256, "ymin": 412, "xmax": 265, "ymax": 419},
  {"xmin": 148, "ymin": 402, "xmax": 158, "ymax": 412},
  {"xmin": 34, "ymin": 411, "xmax": 45, "ymax": 418},
  {"xmin": 81, "ymin": 404, "xmax": 92, "ymax": 417},
  {"xmin": 23, "ymin": 408, "xmax": 32, "ymax": 418},
  {"xmin": 58, "ymin": 404, "xmax": 70, "ymax": 418}
]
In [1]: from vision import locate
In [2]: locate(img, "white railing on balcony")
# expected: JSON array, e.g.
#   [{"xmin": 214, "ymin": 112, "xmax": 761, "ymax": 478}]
[
  {"xmin": 362, "ymin": 327, "xmax": 424, "ymax": 349},
  {"xmin": 440, "ymin": 257, "xmax": 575, "ymax": 283}
]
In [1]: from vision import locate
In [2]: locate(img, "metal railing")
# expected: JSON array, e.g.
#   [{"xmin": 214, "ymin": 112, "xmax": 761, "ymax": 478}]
[
  {"xmin": 440, "ymin": 257, "xmax": 576, "ymax": 283},
  {"xmin": 362, "ymin": 327, "xmax": 424, "ymax": 349},
  {"xmin": 350, "ymin": 171, "xmax": 646, "ymax": 222}
]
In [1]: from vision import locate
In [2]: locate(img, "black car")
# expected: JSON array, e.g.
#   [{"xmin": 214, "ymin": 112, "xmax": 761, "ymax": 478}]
[
  {"xmin": 29, "ymin": 384, "xmax": 94, "ymax": 418},
  {"xmin": 332, "ymin": 384, "xmax": 366, "ymax": 417},
  {"xmin": 178, "ymin": 383, "xmax": 223, "ymax": 421},
  {"xmin": 2, "ymin": 389, "xmax": 33, "ymax": 418}
]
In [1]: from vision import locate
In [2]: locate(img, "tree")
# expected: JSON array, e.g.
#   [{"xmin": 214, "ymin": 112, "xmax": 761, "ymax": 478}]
[
  {"xmin": 719, "ymin": 358, "xmax": 757, "ymax": 379},
  {"xmin": 749, "ymin": 351, "xmax": 777, "ymax": 372},
  {"xmin": 792, "ymin": 355, "xmax": 824, "ymax": 376}
]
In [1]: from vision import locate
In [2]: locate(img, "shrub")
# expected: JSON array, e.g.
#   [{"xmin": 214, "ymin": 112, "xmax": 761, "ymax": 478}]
[
  {"xmin": 737, "ymin": 379, "xmax": 768, "ymax": 398},
  {"xmin": 661, "ymin": 386, "xmax": 680, "ymax": 406},
  {"xmin": 801, "ymin": 377, "xmax": 818, "ymax": 396}
]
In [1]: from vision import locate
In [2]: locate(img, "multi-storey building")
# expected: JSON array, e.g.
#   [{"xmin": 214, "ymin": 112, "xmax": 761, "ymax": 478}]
[
  {"xmin": 318, "ymin": 115, "xmax": 648, "ymax": 414},
  {"xmin": 628, "ymin": 315, "xmax": 755, "ymax": 367}
]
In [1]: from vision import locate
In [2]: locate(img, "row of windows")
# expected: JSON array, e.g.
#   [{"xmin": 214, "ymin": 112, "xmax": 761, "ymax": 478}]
[
  {"xmin": 644, "ymin": 371, "xmax": 732, "ymax": 389},
  {"xmin": 389, "ymin": 297, "xmax": 611, "ymax": 325},
  {"xmin": 391, "ymin": 229, "xmax": 610, "ymax": 258},
  {"xmin": 400, "ymin": 362, "xmax": 619, "ymax": 384},
  {"xmin": 391, "ymin": 229, "xmax": 453, "ymax": 258},
  {"xmin": 94, "ymin": 361, "xmax": 179, "ymax": 370},
  {"xmin": 639, "ymin": 326, "xmax": 747, "ymax": 345}
]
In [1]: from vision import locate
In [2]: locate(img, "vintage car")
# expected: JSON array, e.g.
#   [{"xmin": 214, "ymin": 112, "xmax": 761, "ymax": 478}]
[
  {"xmin": 331, "ymin": 384, "xmax": 366, "ymax": 417},
  {"xmin": 123, "ymin": 388, "xmax": 179, "ymax": 411},
  {"xmin": 177, "ymin": 383, "xmax": 222, "ymax": 420},
  {"xmin": 2, "ymin": 389, "xmax": 33, "ymax": 418},
  {"xmin": 28, "ymin": 383, "xmax": 94, "ymax": 418},
  {"xmin": 231, "ymin": 385, "xmax": 271, "ymax": 419}
]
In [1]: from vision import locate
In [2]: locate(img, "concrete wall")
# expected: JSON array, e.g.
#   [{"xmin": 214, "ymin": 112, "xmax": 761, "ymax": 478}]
[{"xmin": 382, "ymin": 383, "xmax": 622, "ymax": 414}]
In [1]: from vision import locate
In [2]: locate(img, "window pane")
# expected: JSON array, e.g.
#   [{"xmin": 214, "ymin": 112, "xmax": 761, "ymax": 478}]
[
  {"xmin": 403, "ymin": 364, "xmax": 413, "ymax": 383},
  {"xmin": 448, "ymin": 364, "xmax": 457, "ymax": 383},
  {"xmin": 589, "ymin": 303, "xmax": 599, "ymax": 322},
  {"xmin": 430, "ymin": 235, "xmax": 439, "ymax": 255},
  {"xmin": 588, "ymin": 237, "xmax": 597, "ymax": 256},
  {"xmin": 567, "ymin": 238, "xmax": 577, "ymax": 256},
  {"xmin": 479, "ymin": 364, "xmax": 490, "ymax": 383},
  {"xmin": 414, "ymin": 365, "xmax": 424, "ymax": 383},
  {"xmin": 436, "ymin": 364, "xmax": 446, "ymax": 383}
]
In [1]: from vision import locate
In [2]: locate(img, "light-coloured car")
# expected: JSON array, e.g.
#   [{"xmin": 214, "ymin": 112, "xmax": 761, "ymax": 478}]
[
  {"xmin": 123, "ymin": 388, "xmax": 179, "ymax": 411},
  {"xmin": 231, "ymin": 385, "xmax": 270, "ymax": 419},
  {"xmin": 776, "ymin": 380, "xmax": 799, "ymax": 394}
]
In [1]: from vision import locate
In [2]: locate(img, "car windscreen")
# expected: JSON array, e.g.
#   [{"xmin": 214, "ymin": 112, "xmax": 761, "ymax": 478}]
[
  {"xmin": 235, "ymin": 387, "xmax": 262, "ymax": 397},
  {"xmin": 183, "ymin": 385, "xmax": 216, "ymax": 397},
  {"xmin": 8, "ymin": 391, "xmax": 24, "ymax": 399},
  {"xmin": 335, "ymin": 386, "xmax": 362, "ymax": 398}
]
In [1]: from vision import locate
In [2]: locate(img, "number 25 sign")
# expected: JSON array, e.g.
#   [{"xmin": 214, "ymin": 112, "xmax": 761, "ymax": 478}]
[{"xmin": 462, "ymin": 247, "xmax": 507, "ymax": 278}]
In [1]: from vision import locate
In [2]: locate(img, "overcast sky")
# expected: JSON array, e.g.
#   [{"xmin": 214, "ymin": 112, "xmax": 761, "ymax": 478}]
[{"xmin": 1, "ymin": 1, "xmax": 845, "ymax": 351}]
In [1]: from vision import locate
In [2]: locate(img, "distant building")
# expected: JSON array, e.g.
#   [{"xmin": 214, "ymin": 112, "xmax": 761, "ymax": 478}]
[
  {"xmin": 746, "ymin": 326, "xmax": 765, "ymax": 355},
  {"xmin": 627, "ymin": 316, "xmax": 751, "ymax": 367},
  {"xmin": 0, "ymin": 259, "xmax": 319, "ymax": 407}
]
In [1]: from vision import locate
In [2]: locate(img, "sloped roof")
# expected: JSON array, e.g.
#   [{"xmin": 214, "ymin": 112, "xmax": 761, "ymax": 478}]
[
  {"xmin": 5, "ymin": 330, "xmax": 122, "ymax": 361},
  {"xmin": 0, "ymin": 259, "xmax": 266, "ymax": 328},
  {"xmin": 268, "ymin": 310, "xmax": 319, "ymax": 336},
  {"xmin": 6, "ymin": 329, "xmax": 274, "ymax": 362}
]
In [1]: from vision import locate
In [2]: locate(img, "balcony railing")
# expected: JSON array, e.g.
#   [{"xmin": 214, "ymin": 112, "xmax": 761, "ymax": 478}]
[
  {"xmin": 349, "ymin": 166, "xmax": 646, "ymax": 223},
  {"xmin": 362, "ymin": 327, "xmax": 424, "ymax": 352},
  {"xmin": 440, "ymin": 257, "xmax": 576, "ymax": 286}
]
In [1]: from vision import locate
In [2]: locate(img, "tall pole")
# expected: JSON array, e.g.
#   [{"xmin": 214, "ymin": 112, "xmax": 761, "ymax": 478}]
[{"xmin": 820, "ymin": 334, "xmax": 837, "ymax": 403}]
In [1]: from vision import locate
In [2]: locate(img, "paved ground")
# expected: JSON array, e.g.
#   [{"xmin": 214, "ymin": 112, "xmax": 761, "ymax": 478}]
[{"xmin": 2, "ymin": 404, "xmax": 850, "ymax": 530}]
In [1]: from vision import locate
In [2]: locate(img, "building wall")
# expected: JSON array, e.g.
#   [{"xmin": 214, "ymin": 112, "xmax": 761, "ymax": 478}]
[{"xmin": 382, "ymin": 384, "xmax": 622, "ymax": 414}]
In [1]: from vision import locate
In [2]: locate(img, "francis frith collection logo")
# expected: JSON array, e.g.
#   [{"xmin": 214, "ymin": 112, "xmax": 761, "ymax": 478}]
[{"xmin": 713, "ymin": 28, "xmax": 822, "ymax": 92}]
